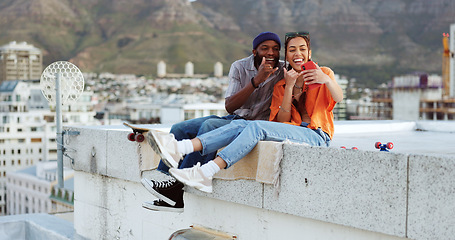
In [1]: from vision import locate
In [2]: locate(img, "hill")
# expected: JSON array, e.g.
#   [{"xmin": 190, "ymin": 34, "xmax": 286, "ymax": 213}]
[{"xmin": 1, "ymin": 0, "xmax": 454, "ymax": 86}]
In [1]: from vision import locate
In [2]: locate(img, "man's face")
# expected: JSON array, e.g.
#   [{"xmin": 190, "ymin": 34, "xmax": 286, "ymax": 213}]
[{"xmin": 252, "ymin": 40, "xmax": 280, "ymax": 69}]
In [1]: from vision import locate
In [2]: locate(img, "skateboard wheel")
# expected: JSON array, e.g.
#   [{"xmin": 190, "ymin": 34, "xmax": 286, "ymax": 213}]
[
  {"xmin": 375, "ymin": 142, "xmax": 381, "ymax": 149},
  {"xmin": 386, "ymin": 142, "xmax": 394, "ymax": 149},
  {"xmin": 127, "ymin": 133, "xmax": 136, "ymax": 141},
  {"xmin": 351, "ymin": 147, "xmax": 358, "ymax": 150},
  {"xmin": 340, "ymin": 146, "xmax": 346, "ymax": 149},
  {"xmin": 135, "ymin": 134, "xmax": 145, "ymax": 142}
]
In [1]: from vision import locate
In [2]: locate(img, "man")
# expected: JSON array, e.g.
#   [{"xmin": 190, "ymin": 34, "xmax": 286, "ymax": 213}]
[{"xmin": 141, "ymin": 31, "xmax": 284, "ymax": 212}]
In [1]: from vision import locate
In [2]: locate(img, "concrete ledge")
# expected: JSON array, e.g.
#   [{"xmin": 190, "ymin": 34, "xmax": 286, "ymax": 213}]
[
  {"xmin": 65, "ymin": 124, "xmax": 455, "ymax": 240},
  {"xmin": 408, "ymin": 154, "xmax": 455, "ymax": 239},
  {"xmin": 188, "ymin": 145, "xmax": 408, "ymax": 237}
]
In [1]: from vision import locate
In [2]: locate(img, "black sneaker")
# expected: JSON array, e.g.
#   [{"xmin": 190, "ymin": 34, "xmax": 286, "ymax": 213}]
[
  {"xmin": 142, "ymin": 199, "xmax": 184, "ymax": 213},
  {"xmin": 141, "ymin": 177, "xmax": 184, "ymax": 206}
]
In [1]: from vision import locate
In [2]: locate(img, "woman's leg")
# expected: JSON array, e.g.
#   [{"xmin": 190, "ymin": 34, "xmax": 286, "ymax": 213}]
[
  {"xmin": 169, "ymin": 120, "xmax": 327, "ymax": 192},
  {"xmin": 195, "ymin": 119, "xmax": 250, "ymax": 155},
  {"xmin": 217, "ymin": 120, "xmax": 327, "ymax": 168}
]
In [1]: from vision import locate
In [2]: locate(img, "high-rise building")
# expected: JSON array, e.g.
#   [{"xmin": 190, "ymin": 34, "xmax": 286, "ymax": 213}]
[
  {"xmin": 6, "ymin": 161, "xmax": 74, "ymax": 215},
  {"xmin": 0, "ymin": 79, "xmax": 99, "ymax": 215},
  {"xmin": 0, "ymin": 41, "xmax": 42, "ymax": 84}
]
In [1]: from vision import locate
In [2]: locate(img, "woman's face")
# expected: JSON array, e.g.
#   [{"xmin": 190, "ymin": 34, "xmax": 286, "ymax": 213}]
[{"xmin": 286, "ymin": 37, "xmax": 311, "ymax": 72}]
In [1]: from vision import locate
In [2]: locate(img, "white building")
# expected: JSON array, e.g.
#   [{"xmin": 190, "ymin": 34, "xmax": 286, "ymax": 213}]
[
  {"xmin": 0, "ymin": 79, "xmax": 99, "ymax": 215},
  {"xmin": 157, "ymin": 61, "xmax": 166, "ymax": 78},
  {"xmin": 185, "ymin": 62, "xmax": 194, "ymax": 77},
  {"xmin": 333, "ymin": 74, "xmax": 348, "ymax": 120},
  {"xmin": 214, "ymin": 62, "xmax": 223, "ymax": 77},
  {"xmin": 0, "ymin": 41, "xmax": 42, "ymax": 83},
  {"xmin": 125, "ymin": 98, "xmax": 227, "ymax": 125},
  {"xmin": 6, "ymin": 161, "xmax": 74, "ymax": 215}
]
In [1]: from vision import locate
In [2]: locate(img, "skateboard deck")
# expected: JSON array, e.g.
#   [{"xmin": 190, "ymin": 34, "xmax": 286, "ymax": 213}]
[{"xmin": 124, "ymin": 122, "xmax": 151, "ymax": 142}]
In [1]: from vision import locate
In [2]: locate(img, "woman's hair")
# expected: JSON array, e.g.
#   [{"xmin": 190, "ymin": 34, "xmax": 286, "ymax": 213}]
[{"xmin": 284, "ymin": 32, "xmax": 311, "ymax": 119}]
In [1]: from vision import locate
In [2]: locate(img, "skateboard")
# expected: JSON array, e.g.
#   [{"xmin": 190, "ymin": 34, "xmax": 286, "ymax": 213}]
[
  {"xmin": 375, "ymin": 141, "xmax": 394, "ymax": 152},
  {"xmin": 123, "ymin": 122, "xmax": 150, "ymax": 142}
]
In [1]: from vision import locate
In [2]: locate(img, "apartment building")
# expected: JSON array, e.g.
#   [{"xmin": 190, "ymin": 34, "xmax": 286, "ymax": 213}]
[
  {"xmin": 6, "ymin": 161, "xmax": 74, "ymax": 215},
  {"xmin": 0, "ymin": 41, "xmax": 42, "ymax": 84},
  {"xmin": 0, "ymin": 80, "xmax": 98, "ymax": 215}
]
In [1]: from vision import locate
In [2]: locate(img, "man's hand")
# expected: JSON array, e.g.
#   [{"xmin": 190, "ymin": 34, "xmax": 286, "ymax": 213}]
[{"xmin": 252, "ymin": 57, "xmax": 278, "ymax": 87}]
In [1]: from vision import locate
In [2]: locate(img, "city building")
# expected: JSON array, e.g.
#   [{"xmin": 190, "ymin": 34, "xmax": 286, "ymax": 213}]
[
  {"xmin": 0, "ymin": 79, "xmax": 99, "ymax": 216},
  {"xmin": 333, "ymin": 74, "xmax": 348, "ymax": 120},
  {"xmin": 392, "ymin": 73, "xmax": 455, "ymax": 120},
  {"xmin": 6, "ymin": 161, "xmax": 74, "ymax": 215},
  {"xmin": 0, "ymin": 41, "xmax": 42, "ymax": 84}
]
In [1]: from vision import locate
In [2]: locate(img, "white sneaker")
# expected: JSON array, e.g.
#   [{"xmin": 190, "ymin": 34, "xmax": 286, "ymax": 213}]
[
  {"xmin": 169, "ymin": 163, "xmax": 213, "ymax": 193},
  {"xmin": 146, "ymin": 130, "xmax": 182, "ymax": 168}
]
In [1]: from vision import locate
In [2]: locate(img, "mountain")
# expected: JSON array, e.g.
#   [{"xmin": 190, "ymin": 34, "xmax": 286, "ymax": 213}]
[{"xmin": 1, "ymin": 0, "xmax": 454, "ymax": 86}]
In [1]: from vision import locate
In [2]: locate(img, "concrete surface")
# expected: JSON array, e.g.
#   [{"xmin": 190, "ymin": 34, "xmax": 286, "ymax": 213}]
[{"xmin": 63, "ymin": 120, "xmax": 455, "ymax": 240}]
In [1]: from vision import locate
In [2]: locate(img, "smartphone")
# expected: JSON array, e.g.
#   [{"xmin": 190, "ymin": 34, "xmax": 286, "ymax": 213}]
[
  {"xmin": 301, "ymin": 60, "xmax": 317, "ymax": 70},
  {"xmin": 301, "ymin": 61, "xmax": 321, "ymax": 90}
]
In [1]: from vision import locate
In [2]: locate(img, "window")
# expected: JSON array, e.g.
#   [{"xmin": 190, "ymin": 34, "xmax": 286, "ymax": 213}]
[{"xmin": 184, "ymin": 110, "xmax": 196, "ymax": 120}]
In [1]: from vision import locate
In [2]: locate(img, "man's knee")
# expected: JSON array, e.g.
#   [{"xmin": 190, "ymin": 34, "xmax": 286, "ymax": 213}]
[
  {"xmin": 170, "ymin": 121, "xmax": 186, "ymax": 137},
  {"xmin": 171, "ymin": 115, "xmax": 220, "ymax": 140},
  {"xmin": 199, "ymin": 118, "xmax": 231, "ymax": 134}
]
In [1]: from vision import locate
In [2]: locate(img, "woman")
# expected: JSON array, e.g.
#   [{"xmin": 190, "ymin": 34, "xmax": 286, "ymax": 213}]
[{"xmin": 150, "ymin": 32, "xmax": 343, "ymax": 193}]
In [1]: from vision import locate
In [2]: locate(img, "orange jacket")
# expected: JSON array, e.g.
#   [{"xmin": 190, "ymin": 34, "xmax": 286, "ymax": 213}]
[{"xmin": 269, "ymin": 67, "xmax": 337, "ymax": 139}]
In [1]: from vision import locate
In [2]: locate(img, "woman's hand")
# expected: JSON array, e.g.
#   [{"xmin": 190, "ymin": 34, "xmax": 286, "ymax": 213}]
[
  {"xmin": 301, "ymin": 64, "xmax": 331, "ymax": 85},
  {"xmin": 284, "ymin": 68, "xmax": 303, "ymax": 87},
  {"xmin": 302, "ymin": 63, "xmax": 344, "ymax": 102}
]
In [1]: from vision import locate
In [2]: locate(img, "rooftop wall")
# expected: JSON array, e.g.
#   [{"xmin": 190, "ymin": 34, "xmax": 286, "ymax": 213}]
[{"xmin": 64, "ymin": 122, "xmax": 455, "ymax": 240}]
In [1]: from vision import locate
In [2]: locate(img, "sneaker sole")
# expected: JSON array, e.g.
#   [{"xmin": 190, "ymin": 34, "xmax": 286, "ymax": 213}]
[
  {"xmin": 169, "ymin": 171, "xmax": 213, "ymax": 193},
  {"xmin": 140, "ymin": 178, "xmax": 176, "ymax": 206},
  {"xmin": 142, "ymin": 201, "xmax": 183, "ymax": 213},
  {"xmin": 146, "ymin": 131, "xmax": 178, "ymax": 169}
]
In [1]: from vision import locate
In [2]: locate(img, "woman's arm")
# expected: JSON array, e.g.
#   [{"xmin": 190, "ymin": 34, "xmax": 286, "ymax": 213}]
[
  {"xmin": 276, "ymin": 68, "xmax": 303, "ymax": 122},
  {"xmin": 302, "ymin": 65, "xmax": 344, "ymax": 103}
]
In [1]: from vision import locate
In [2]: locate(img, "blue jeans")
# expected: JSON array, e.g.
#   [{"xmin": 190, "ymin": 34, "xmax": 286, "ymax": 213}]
[
  {"xmin": 197, "ymin": 120, "xmax": 331, "ymax": 168},
  {"xmin": 157, "ymin": 115, "xmax": 243, "ymax": 173}
]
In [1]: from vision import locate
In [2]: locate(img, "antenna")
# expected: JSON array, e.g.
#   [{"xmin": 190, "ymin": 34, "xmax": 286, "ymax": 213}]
[{"xmin": 40, "ymin": 61, "xmax": 84, "ymax": 188}]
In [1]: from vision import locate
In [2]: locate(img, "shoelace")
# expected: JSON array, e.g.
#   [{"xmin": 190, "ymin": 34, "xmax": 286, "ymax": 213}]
[
  {"xmin": 151, "ymin": 178, "xmax": 176, "ymax": 188},
  {"xmin": 187, "ymin": 163, "xmax": 204, "ymax": 180}
]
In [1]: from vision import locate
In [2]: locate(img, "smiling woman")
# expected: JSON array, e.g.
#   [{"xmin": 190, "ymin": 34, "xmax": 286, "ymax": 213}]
[{"xmin": 147, "ymin": 33, "xmax": 344, "ymax": 195}]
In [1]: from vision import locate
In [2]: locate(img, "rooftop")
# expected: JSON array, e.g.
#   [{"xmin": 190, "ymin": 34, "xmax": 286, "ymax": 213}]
[{"xmin": 1, "ymin": 120, "xmax": 454, "ymax": 239}]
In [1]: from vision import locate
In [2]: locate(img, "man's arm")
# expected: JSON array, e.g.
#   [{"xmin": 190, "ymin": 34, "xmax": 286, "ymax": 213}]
[
  {"xmin": 225, "ymin": 57, "xmax": 278, "ymax": 114},
  {"xmin": 225, "ymin": 81, "xmax": 256, "ymax": 114}
]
